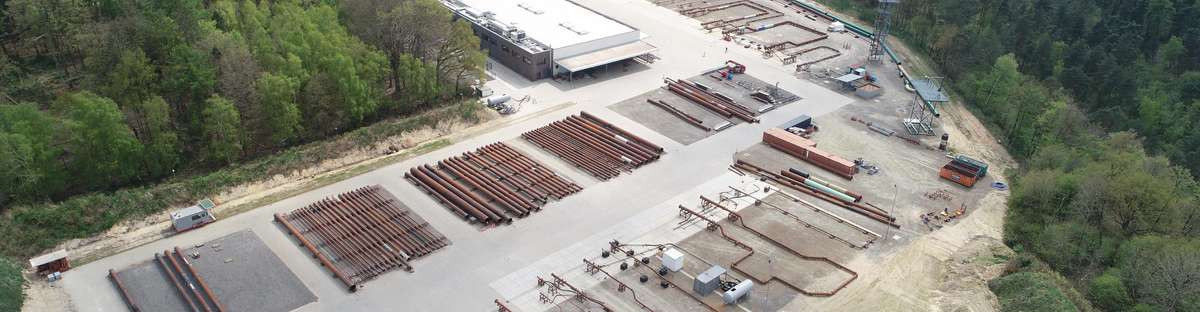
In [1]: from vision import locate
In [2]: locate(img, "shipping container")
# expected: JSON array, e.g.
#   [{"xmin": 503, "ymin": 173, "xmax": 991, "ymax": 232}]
[
  {"xmin": 763, "ymin": 128, "xmax": 856, "ymax": 179},
  {"xmin": 939, "ymin": 162, "xmax": 979, "ymax": 188}
]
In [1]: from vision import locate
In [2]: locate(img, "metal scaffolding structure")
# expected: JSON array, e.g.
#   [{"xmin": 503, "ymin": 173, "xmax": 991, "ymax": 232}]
[{"xmin": 868, "ymin": 0, "xmax": 898, "ymax": 63}]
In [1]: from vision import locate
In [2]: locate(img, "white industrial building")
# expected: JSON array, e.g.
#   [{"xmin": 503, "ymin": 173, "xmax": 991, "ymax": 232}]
[{"xmin": 442, "ymin": 0, "xmax": 658, "ymax": 80}]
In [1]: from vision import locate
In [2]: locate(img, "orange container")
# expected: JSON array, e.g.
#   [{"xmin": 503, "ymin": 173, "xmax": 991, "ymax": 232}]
[{"xmin": 940, "ymin": 164, "xmax": 978, "ymax": 188}]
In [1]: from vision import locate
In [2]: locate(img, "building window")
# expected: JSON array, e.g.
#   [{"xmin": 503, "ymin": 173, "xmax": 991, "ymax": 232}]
[
  {"xmin": 537, "ymin": 58, "xmax": 546, "ymax": 65},
  {"xmin": 523, "ymin": 56, "xmax": 532, "ymax": 64},
  {"xmin": 502, "ymin": 45, "xmax": 510, "ymax": 53}
]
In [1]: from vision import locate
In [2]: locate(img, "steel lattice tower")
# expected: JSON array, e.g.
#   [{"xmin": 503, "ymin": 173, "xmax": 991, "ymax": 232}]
[{"xmin": 869, "ymin": 0, "xmax": 898, "ymax": 62}]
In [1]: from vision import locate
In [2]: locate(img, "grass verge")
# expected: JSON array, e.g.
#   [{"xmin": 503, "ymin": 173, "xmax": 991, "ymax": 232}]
[
  {"xmin": 0, "ymin": 102, "xmax": 480, "ymax": 259},
  {"xmin": 0, "ymin": 257, "xmax": 22, "ymax": 312}
]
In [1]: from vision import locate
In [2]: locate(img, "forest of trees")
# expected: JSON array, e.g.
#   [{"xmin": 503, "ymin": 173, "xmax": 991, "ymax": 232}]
[
  {"xmin": 824, "ymin": 0, "xmax": 1200, "ymax": 310},
  {"xmin": 0, "ymin": 0, "xmax": 484, "ymax": 209}
]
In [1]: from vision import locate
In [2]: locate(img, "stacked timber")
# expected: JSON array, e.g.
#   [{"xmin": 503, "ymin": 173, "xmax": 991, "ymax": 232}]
[
  {"xmin": 406, "ymin": 143, "xmax": 581, "ymax": 225},
  {"xmin": 522, "ymin": 112, "xmax": 664, "ymax": 180},
  {"xmin": 763, "ymin": 128, "xmax": 856, "ymax": 180}
]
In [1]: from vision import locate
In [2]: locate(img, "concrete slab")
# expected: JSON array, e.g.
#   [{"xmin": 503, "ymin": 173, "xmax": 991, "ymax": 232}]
[{"xmin": 182, "ymin": 230, "xmax": 316, "ymax": 312}]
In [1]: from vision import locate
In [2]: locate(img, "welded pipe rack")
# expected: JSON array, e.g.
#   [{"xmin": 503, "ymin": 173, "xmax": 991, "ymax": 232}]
[
  {"xmin": 407, "ymin": 142, "xmax": 581, "ymax": 225},
  {"xmin": 522, "ymin": 112, "xmax": 664, "ymax": 180},
  {"xmin": 665, "ymin": 78, "xmax": 760, "ymax": 123},
  {"xmin": 275, "ymin": 185, "xmax": 449, "ymax": 291}
]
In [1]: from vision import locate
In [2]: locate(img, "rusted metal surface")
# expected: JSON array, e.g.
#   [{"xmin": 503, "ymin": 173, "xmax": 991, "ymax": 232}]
[
  {"xmin": 677, "ymin": 202, "xmax": 859, "ymax": 297},
  {"xmin": 537, "ymin": 273, "xmax": 614, "ymax": 311},
  {"xmin": 495, "ymin": 299, "xmax": 513, "ymax": 312},
  {"xmin": 278, "ymin": 185, "xmax": 449, "ymax": 291},
  {"xmin": 172, "ymin": 247, "xmax": 226, "ymax": 312},
  {"xmin": 763, "ymin": 128, "xmax": 856, "ymax": 179},
  {"xmin": 681, "ymin": 0, "xmax": 784, "ymax": 30},
  {"xmin": 275, "ymin": 212, "xmax": 357, "ymax": 291},
  {"xmin": 407, "ymin": 142, "xmax": 580, "ymax": 225},
  {"xmin": 605, "ymin": 242, "xmax": 720, "ymax": 312},
  {"xmin": 164, "ymin": 249, "xmax": 213, "ymax": 312},
  {"xmin": 647, "ymin": 99, "xmax": 711, "ymax": 131},
  {"xmin": 581, "ymin": 258, "xmax": 656, "ymax": 312},
  {"xmin": 523, "ymin": 113, "xmax": 665, "ymax": 180},
  {"xmin": 733, "ymin": 160, "xmax": 899, "ymax": 227},
  {"xmin": 108, "ymin": 269, "xmax": 143, "ymax": 312},
  {"xmin": 665, "ymin": 78, "xmax": 760, "ymax": 123},
  {"xmin": 726, "ymin": 186, "xmax": 880, "ymax": 248},
  {"xmin": 154, "ymin": 252, "xmax": 199, "ymax": 312}
]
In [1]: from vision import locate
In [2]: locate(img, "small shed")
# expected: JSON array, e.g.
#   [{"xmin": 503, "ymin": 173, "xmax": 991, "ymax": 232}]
[
  {"xmin": 30, "ymin": 249, "xmax": 69, "ymax": 275},
  {"xmin": 834, "ymin": 74, "xmax": 864, "ymax": 91}
]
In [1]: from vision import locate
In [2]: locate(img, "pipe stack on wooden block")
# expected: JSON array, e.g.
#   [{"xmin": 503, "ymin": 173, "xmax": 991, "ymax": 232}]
[
  {"xmin": 522, "ymin": 112, "xmax": 664, "ymax": 180},
  {"xmin": 407, "ymin": 142, "xmax": 581, "ymax": 225},
  {"xmin": 762, "ymin": 128, "xmax": 856, "ymax": 179},
  {"xmin": 275, "ymin": 185, "xmax": 449, "ymax": 291},
  {"xmin": 665, "ymin": 78, "xmax": 760, "ymax": 123}
]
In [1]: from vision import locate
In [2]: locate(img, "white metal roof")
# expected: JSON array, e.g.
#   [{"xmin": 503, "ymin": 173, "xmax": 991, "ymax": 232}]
[
  {"xmin": 451, "ymin": 0, "xmax": 635, "ymax": 49},
  {"xmin": 29, "ymin": 249, "xmax": 67, "ymax": 268},
  {"xmin": 555, "ymin": 40, "xmax": 657, "ymax": 72}
]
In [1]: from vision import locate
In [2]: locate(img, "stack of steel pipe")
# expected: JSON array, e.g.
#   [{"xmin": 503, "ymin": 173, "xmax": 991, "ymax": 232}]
[
  {"xmin": 732, "ymin": 159, "xmax": 899, "ymax": 228},
  {"xmin": 407, "ymin": 142, "xmax": 580, "ymax": 224},
  {"xmin": 647, "ymin": 99, "xmax": 711, "ymax": 131},
  {"xmin": 665, "ymin": 78, "xmax": 759, "ymax": 123},
  {"xmin": 522, "ymin": 112, "xmax": 665, "ymax": 180},
  {"xmin": 786, "ymin": 168, "xmax": 864, "ymax": 202},
  {"xmin": 275, "ymin": 185, "xmax": 449, "ymax": 291},
  {"xmin": 149, "ymin": 248, "xmax": 225, "ymax": 312}
]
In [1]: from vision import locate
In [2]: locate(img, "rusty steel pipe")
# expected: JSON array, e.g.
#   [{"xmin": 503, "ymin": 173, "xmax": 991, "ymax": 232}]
[
  {"xmin": 568, "ymin": 115, "xmax": 660, "ymax": 161},
  {"xmin": 560, "ymin": 117, "xmax": 654, "ymax": 164},
  {"xmin": 405, "ymin": 171, "xmax": 471, "ymax": 220},
  {"xmin": 337, "ymin": 192, "xmax": 428, "ymax": 258},
  {"xmin": 318, "ymin": 198, "xmax": 414, "ymax": 273},
  {"xmin": 275, "ymin": 213, "xmax": 357, "ymax": 291},
  {"xmin": 548, "ymin": 121, "xmax": 631, "ymax": 165},
  {"xmin": 445, "ymin": 157, "xmax": 535, "ymax": 213},
  {"xmin": 487, "ymin": 144, "xmax": 581, "ymax": 194},
  {"xmin": 472, "ymin": 147, "xmax": 559, "ymax": 198},
  {"xmin": 108, "ymin": 269, "xmax": 143, "ymax": 312},
  {"xmin": 466, "ymin": 151, "xmax": 553, "ymax": 201},
  {"xmin": 332, "ymin": 193, "xmax": 425, "ymax": 260},
  {"xmin": 173, "ymin": 247, "xmax": 226, "ymax": 312},
  {"xmin": 296, "ymin": 203, "xmax": 384, "ymax": 277},
  {"xmin": 437, "ymin": 160, "xmax": 525, "ymax": 216},
  {"xmin": 164, "ymin": 249, "xmax": 213, "ymax": 312},
  {"xmin": 413, "ymin": 166, "xmax": 493, "ymax": 223},
  {"xmin": 524, "ymin": 130, "xmax": 617, "ymax": 179},
  {"xmin": 580, "ymin": 111, "xmax": 664, "ymax": 153},
  {"xmin": 155, "ymin": 252, "xmax": 199, "ymax": 312},
  {"xmin": 423, "ymin": 165, "xmax": 508, "ymax": 223}
]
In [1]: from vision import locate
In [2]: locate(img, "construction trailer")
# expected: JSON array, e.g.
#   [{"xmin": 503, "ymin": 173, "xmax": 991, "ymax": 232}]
[{"xmin": 171, "ymin": 199, "xmax": 216, "ymax": 232}]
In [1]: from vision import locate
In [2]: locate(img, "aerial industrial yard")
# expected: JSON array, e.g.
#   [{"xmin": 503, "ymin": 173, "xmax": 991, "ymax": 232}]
[{"xmin": 58, "ymin": 0, "xmax": 1013, "ymax": 311}]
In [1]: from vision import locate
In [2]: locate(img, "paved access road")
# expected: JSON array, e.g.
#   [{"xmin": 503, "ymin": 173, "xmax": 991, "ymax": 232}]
[{"xmin": 61, "ymin": 1, "xmax": 854, "ymax": 311}]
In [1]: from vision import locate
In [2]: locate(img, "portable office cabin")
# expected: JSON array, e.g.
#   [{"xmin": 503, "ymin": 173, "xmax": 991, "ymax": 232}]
[{"xmin": 172, "ymin": 200, "xmax": 216, "ymax": 232}]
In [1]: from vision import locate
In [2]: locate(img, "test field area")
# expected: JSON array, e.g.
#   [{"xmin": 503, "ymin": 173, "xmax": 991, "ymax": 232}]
[{"xmin": 61, "ymin": 0, "xmax": 1009, "ymax": 311}]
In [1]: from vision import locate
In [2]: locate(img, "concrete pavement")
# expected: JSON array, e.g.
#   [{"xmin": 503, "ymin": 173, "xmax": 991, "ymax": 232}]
[{"xmin": 61, "ymin": 1, "xmax": 854, "ymax": 311}]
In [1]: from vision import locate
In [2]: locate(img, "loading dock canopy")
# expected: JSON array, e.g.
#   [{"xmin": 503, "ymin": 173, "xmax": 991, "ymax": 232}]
[{"xmin": 555, "ymin": 41, "xmax": 658, "ymax": 72}]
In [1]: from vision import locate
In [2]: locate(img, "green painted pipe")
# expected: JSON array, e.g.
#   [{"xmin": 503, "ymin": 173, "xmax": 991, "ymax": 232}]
[{"xmin": 804, "ymin": 179, "xmax": 856, "ymax": 203}]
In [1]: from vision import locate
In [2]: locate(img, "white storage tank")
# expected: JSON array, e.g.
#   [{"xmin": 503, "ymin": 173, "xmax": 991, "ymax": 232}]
[
  {"xmin": 828, "ymin": 21, "xmax": 846, "ymax": 32},
  {"xmin": 722, "ymin": 279, "xmax": 754, "ymax": 304},
  {"xmin": 662, "ymin": 248, "xmax": 684, "ymax": 272}
]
